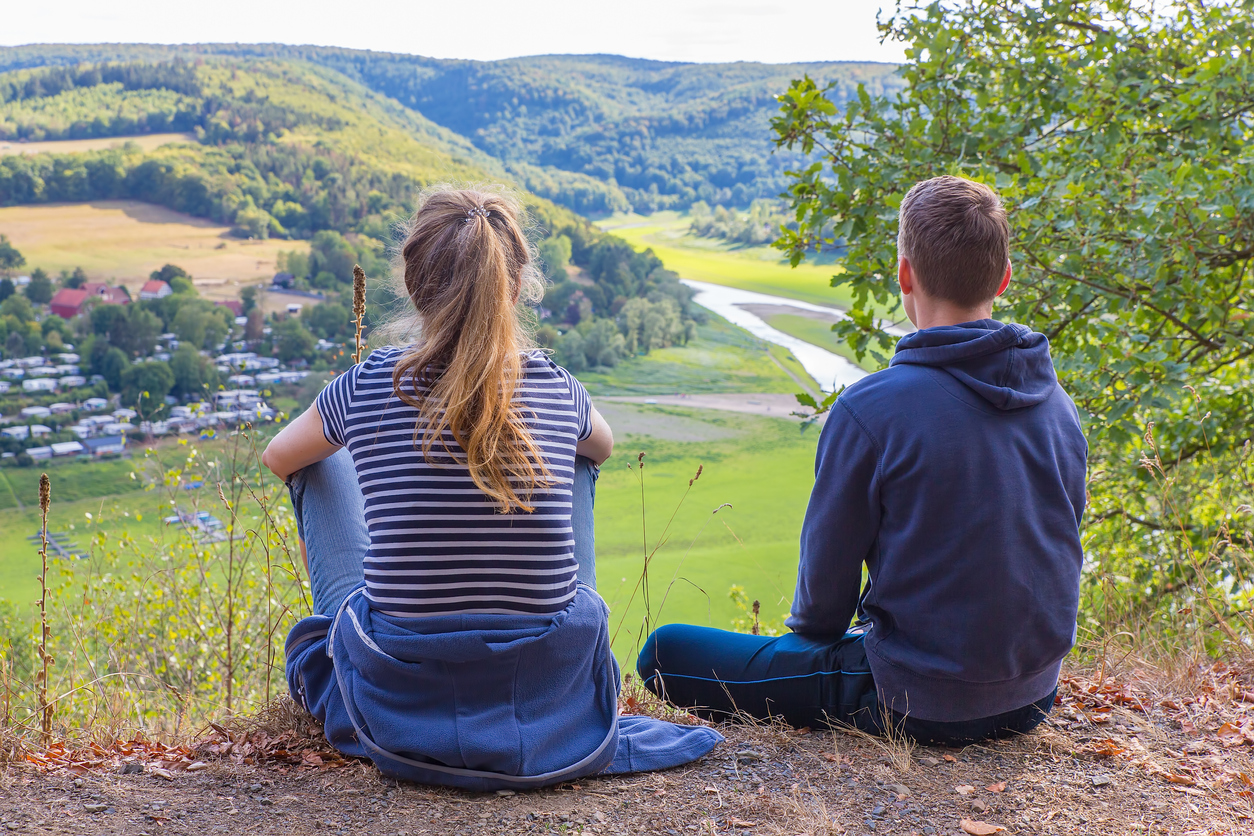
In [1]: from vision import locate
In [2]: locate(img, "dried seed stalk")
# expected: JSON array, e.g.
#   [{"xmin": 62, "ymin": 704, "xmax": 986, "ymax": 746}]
[
  {"xmin": 37, "ymin": 473, "xmax": 51, "ymax": 743},
  {"xmin": 352, "ymin": 264, "xmax": 367, "ymax": 364}
]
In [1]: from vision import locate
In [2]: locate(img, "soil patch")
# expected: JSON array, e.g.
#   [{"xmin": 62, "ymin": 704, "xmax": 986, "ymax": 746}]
[
  {"xmin": 596, "ymin": 402, "xmax": 742, "ymax": 442},
  {"xmin": 602, "ymin": 394, "xmax": 821, "ymax": 424},
  {"xmin": 6, "ymin": 671, "xmax": 1251, "ymax": 835}
]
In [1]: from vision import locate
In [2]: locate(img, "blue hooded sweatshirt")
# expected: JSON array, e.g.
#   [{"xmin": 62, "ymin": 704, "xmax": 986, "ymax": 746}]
[
  {"xmin": 286, "ymin": 584, "xmax": 723, "ymax": 790},
  {"xmin": 786, "ymin": 320, "xmax": 1087, "ymax": 723}
]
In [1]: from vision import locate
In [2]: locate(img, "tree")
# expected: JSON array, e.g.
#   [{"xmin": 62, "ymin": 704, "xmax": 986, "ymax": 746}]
[
  {"xmin": 274, "ymin": 318, "xmax": 315, "ymax": 362},
  {"xmin": 539, "ymin": 234, "xmax": 573, "ymax": 282},
  {"xmin": 100, "ymin": 347, "xmax": 130, "ymax": 391},
  {"xmin": 170, "ymin": 344, "xmax": 218, "ymax": 399},
  {"xmin": 0, "ymin": 278, "xmax": 13, "ymax": 302},
  {"xmin": 24, "ymin": 270, "xmax": 53, "ymax": 305},
  {"xmin": 104, "ymin": 305, "xmax": 162, "ymax": 358},
  {"xmin": 60, "ymin": 267, "xmax": 87, "ymax": 289},
  {"xmin": 0, "ymin": 235, "xmax": 24, "ymax": 275},
  {"xmin": 302, "ymin": 302, "xmax": 351, "ymax": 340},
  {"xmin": 309, "ymin": 231, "xmax": 357, "ymax": 284},
  {"xmin": 772, "ymin": 0, "xmax": 1254, "ymax": 462},
  {"xmin": 120, "ymin": 360, "xmax": 175, "ymax": 414},
  {"xmin": 150, "ymin": 264, "xmax": 190, "ymax": 283},
  {"xmin": 244, "ymin": 308, "xmax": 265, "ymax": 342},
  {"xmin": 170, "ymin": 300, "xmax": 230, "ymax": 350},
  {"xmin": 0, "ymin": 293, "xmax": 33, "ymax": 323},
  {"xmin": 240, "ymin": 285, "xmax": 259, "ymax": 315}
]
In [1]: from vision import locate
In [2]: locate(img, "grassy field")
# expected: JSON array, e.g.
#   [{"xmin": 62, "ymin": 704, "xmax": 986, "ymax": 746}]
[
  {"xmin": 764, "ymin": 312, "xmax": 882, "ymax": 372},
  {"xmin": 0, "ymin": 200, "xmax": 306, "ymax": 301},
  {"xmin": 0, "ymin": 133, "xmax": 196, "ymax": 157},
  {"xmin": 597, "ymin": 210, "xmax": 853, "ymax": 308},
  {"xmin": 594, "ymin": 407, "xmax": 817, "ymax": 659},
  {"xmin": 577, "ymin": 315, "xmax": 807, "ymax": 397}
]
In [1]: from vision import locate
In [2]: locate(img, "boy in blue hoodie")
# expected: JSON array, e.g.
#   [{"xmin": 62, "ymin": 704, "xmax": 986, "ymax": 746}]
[{"xmin": 637, "ymin": 176, "xmax": 1087, "ymax": 745}]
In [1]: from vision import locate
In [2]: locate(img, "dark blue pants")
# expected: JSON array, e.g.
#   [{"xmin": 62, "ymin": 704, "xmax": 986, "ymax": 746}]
[{"xmin": 637, "ymin": 624, "xmax": 1055, "ymax": 747}]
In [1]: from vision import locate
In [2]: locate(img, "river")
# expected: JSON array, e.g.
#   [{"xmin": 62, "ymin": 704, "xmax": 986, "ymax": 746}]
[{"xmin": 682, "ymin": 279, "xmax": 908, "ymax": 393}]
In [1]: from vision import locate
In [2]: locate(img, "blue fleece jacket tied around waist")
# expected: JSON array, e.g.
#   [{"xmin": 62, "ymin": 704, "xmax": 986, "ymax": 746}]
[{"xmin": 285, "ymin": 584, "xmax": 723, "ymax": 790}]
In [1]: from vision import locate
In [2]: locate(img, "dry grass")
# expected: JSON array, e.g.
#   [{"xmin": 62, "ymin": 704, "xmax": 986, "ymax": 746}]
[{"xmin": 0, "ymin": 200, "xmax": 306, "ymax": 298}]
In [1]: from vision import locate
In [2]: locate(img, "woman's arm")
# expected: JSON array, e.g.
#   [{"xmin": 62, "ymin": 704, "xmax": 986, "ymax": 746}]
[
  {"xmin": 576, "ymin": 405, "xmax": 614, "ymax": 465},
  {"xmin": 261, "ymin": 404, "xmax": 341, "ymax": 482}
]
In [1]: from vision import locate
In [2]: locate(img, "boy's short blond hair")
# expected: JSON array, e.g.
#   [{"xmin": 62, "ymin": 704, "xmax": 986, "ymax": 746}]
[{"xmin": 897, "ymin": 176, "xmax": 1010, "ymax": 307}]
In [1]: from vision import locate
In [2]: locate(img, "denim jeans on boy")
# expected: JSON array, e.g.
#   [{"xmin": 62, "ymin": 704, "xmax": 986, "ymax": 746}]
[
  {"xmin": 287, "ymin": 448, "xmax": 600, "ymax": 616},
  {"xmin": 636, "ymin": 624, "xmax": 1056, "ymax": 747}
]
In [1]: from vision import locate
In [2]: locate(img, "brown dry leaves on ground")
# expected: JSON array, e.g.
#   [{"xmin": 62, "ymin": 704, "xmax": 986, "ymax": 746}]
[{"xmin": 1, "ymin": 665, "xmax": 1252, "ymax": 836}]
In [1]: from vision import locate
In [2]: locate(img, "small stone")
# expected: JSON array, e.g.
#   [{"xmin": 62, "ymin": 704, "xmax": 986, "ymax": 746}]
[
  {"xmin": 595, "ymin": 812, "xmax": 608, "ymax": 823},
  {"xmin": 119, "ymin": 762, "xmax": 144, "ymax": 775},
  {"xmin": 495, "ymin": 790, "xmax": 515, "ymax": 797},
  {"xmin": 83, "ymin": 803, "xmax": 108, "ymax": 813},
  {"xmin": 890, "ymin": 784, "xmax": 911, "ymax": 798},
  {"xmin": 972, "ymin": 799, "xmax": 989, "ymax": 813},
  {"xmin": 73, "ymin": 779, "xmax": 83, "ymax": 788},
  {"xmin": 1092, "ymin": 774, "xmax": 1113, "ymax": 787},
  {"xmin": 259, "ymin": 799, "xmax": 273, "ymax": 806},
  {"xmin": 736, "ymin": 749, "xmax": 765, "ymax": 761},
  {"xmin": 919, "ymin": 757, "xmax": 941, "ymax": 767},
  {"xmin": 871, "ymin": 805, "xmax": 886, "ymax": 817},
  {"xmin": 923, "ymin": 827, "xmax": 936, "ymax": 835},
  {"xmin": 248, "ymin": 783, "xmax": 263, "ymax": 792}
]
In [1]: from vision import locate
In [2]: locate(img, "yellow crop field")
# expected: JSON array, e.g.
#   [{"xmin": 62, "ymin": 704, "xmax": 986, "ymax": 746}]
[
  {"xmin": 0, "ymin": 200, "xmax": 306, "ymax": 302},
  {"xmin": 0, "ymin": 132, "xmax": 197, "ymax": 157}
]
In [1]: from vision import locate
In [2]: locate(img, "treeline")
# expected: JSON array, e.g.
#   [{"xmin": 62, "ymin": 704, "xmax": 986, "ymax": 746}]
[
  {"xmin": 0, "ymin": 45, "xmax": 903, "ymax": 214},
  {"xmin": 0, "ymin": 59, "xmax": 202, "ymax": 104}
]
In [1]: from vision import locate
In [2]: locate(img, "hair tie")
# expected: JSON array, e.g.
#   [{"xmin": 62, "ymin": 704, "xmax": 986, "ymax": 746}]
[{"xmin": 465, "ymin": 205, "xmax": 489, "ymax": 222}]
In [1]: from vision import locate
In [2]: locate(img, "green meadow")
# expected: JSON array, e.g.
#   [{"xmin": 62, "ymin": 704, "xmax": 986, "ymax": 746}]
[
  {"xmin": 597, "ymin": 211, "xmax": 852, "ymax": 308},
  {"xmin": 577, "ymin": 315, "xmax": 809, "ymax": 396}
]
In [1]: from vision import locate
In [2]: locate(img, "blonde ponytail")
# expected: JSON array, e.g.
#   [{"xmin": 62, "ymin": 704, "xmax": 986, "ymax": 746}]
[{"xmin": 391, "ymin": 187, "xmax": 552, "ymax": 512}]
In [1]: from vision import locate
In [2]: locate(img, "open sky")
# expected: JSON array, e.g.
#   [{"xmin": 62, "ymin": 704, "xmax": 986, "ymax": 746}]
[{"xmin": 2, "ymin": 0, "xmax": 907, "ymax": 65}]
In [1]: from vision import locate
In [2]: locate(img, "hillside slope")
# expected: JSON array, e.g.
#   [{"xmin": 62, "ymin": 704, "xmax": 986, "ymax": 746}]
[{"xmin": 0, "ymin": 44, "xmax": 902, "ymax": 214}]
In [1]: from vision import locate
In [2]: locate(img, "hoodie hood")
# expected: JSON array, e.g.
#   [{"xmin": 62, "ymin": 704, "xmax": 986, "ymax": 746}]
[{"xmin": 889, "ymin": 319, "xmax": 1057, "ymax": 410}]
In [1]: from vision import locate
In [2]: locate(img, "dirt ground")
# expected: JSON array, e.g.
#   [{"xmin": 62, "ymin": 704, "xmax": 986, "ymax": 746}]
[
  {"xmin": 0, "ymin": 134, "xmax": 196, "ymax": 158},
  {"xmin": 4, "ymin": 670, "xmax": 1252, "ymax": 836},
  {"xmin": 603, "ymin": 394, "xmax": 826, "ymax": 424}
]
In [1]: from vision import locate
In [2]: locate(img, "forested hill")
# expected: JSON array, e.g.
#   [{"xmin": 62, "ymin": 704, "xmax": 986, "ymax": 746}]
[{"xmin": 0, "ymin": 44, "xmax": 901, "ymax": 215}]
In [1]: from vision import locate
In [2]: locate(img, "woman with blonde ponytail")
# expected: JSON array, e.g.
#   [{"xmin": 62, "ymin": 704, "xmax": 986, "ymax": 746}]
[{"xmin": 262, "ymin": 187, "xmax": 720, "ymax": 789}]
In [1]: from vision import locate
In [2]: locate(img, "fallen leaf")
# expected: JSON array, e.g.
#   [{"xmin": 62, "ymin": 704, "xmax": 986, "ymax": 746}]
[
  {"xmin": 960, "ymin": 820, "xmax": 1006, "ymax": 835},
  {"xmin": 703, "ymin": 786, "xmax": 718, "ymax": 794},
  {"xmin": 956, "ymin": 785, "xmax": 977, "ymax": 796},
  {"xmin": 986, "ymin": 782, "xmax": 1006, "ymax": 793},
  {"xmin": 727, "ymin": 818, "xmax": 758, "ymax": 827},
  {"xmin": 150, "ymin": 767, "xmax": 174, "ymax": 781},
  {"xmin": 1164, "ymin": 773, "xmax": 1196, "ymax": 786},
  {"xmin": 943, "ymin": 754, "xmax": 958, "ymax": 763},
  {"xmin": 821, "ymin": 752, "xmax": 838, "ymax": 762}
]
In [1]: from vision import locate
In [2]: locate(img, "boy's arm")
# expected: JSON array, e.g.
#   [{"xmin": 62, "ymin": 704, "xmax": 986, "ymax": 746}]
[{"xmin": 786, "ymin": 400, "xmax": 882, "ymax": 637}]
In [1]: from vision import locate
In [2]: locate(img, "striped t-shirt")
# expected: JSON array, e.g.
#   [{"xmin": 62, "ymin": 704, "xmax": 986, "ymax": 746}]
[{"xmin": 315, "ymin": 347, "xmax": 592, "ymax": 617}]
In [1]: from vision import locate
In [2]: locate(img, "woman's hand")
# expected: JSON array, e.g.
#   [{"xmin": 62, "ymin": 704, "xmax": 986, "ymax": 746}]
[
  {"xmin": 576, "ymin": 405, "xmax": 614, "ymax": 465},
  {"xmin": 261, "ymin": 404, "xmax": 341, "ymax": 482}
]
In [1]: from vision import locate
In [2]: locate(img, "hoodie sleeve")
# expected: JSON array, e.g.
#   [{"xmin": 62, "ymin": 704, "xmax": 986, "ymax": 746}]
[{"xmin": 786, "ymin": 398, "xmax": 882, "ymax": 637}]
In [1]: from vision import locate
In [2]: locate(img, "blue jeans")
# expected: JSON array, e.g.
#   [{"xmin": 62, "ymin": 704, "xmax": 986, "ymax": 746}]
[
  {"xmin": 288, "ymin": 448, "xmax": 600, "ymax": 616},
  {"xmin": 636, "ymin": 624, "xmax": 1055, "ymax": 747}
]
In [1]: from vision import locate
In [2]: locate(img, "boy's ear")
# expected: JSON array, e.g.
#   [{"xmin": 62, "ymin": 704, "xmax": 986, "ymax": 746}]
[
  {"xmin": 898, "ymin": 258, "xmax": 915, "ymax": 295},
  {"xmin": 996, "ymin": 261, "xmax": 1012, "ymax": 297}
]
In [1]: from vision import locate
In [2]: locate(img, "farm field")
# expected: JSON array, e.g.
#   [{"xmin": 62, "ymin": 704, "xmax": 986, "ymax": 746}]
[
  {"xmin": 0, "ymin": 200, "xmax": 306, "ymax": 301},
  {"xmin": 597, "ymin": 210, "xmax": 853, "ymax": 308},
  {"xmin": 0, "ymin": 132, "xmax": 196, "ymax": 157}
]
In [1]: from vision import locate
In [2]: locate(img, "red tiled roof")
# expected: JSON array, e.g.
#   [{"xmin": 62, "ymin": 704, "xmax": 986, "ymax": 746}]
[{"xmin": 141, "ymin": 280, "xmax": 168, "ymax": 293}]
